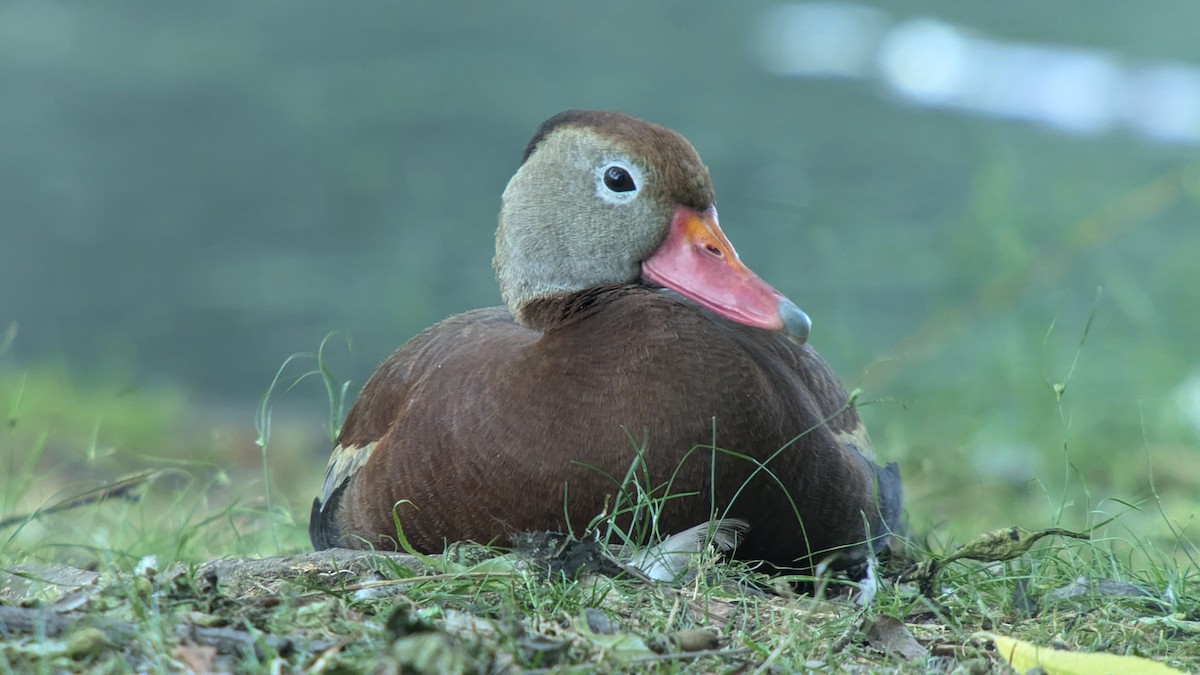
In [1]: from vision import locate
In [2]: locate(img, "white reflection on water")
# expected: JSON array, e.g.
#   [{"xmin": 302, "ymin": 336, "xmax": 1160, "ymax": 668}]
[{"xmin": 754, "ymin": 2, "xmax": 1200, "ymax": 144}]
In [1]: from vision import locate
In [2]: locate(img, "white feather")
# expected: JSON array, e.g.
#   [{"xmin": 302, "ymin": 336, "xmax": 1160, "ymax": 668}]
[{"xmin": 626, "ymin": 518, "xmax": 751, "ymax": 582}]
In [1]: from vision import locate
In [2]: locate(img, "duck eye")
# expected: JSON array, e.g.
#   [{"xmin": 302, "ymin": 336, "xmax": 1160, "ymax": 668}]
[
  {"xmin": 603, "ymin": 166, "xmax": 636, "ymax": 193},
  {"xmin": 594, "ymin": 161, "xmax": 642, "ymax": 204}
]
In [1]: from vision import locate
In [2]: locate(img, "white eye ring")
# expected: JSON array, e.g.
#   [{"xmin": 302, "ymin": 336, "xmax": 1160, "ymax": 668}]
[{"xmin": 594, "ymin": 160, "xmax": 642, "ymax": 205}]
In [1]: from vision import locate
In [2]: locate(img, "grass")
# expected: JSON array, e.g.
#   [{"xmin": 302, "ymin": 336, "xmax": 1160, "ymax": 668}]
[{"xmin": 1, "ymin": 313, "xmax": 1198, "ymax": 672}]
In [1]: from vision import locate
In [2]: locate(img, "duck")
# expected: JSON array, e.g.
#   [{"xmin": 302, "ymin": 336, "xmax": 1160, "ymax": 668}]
[{"xmin": 309, "ymin": 110, "xmax": 902, "ymax": 573}]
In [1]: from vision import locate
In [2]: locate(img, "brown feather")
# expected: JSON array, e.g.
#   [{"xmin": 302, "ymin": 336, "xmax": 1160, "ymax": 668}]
[{"xmin": 313, "ymin": 285, "xmax": 900, "ymax": 570}]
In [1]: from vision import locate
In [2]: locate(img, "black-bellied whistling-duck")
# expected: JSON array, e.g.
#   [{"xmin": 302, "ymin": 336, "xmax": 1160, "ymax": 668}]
[{"xmin": 310, "ymin": 110, "xmax": 902, "ymax": 572}]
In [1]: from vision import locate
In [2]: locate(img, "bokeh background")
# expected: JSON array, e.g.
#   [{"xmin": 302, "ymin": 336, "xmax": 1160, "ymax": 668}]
[{"xmin": 3, "ymin": 1, "xmax": 1198, "ymax": 558}]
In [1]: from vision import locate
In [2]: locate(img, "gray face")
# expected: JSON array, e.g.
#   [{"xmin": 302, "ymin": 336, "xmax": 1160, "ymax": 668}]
[{"xmin": 493, "ymin": 115, "xmax": 714, "ymax": 320}]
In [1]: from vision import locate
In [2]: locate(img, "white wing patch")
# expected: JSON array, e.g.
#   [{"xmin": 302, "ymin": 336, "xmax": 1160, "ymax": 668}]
[
  {"xmin": 319, "ymin": 442, "xmax": 377, "ymax": 506},
  {"xmin": 835, "ymin": 422, "xmax": 875, "ymax": 461}
]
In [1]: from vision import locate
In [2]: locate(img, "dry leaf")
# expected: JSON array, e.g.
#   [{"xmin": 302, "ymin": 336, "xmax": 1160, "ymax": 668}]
[
  {"xmin": 864, "ymin": 616, "xmax": 928, "ymax": 660},
  {"xmin": 173, "ymin": 644, "xmax": 218, "ymax": 673}
]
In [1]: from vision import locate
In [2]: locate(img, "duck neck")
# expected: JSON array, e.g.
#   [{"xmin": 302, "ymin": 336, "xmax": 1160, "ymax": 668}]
[{"xmin": 513, "ymin": 285, "xmax": 636, "ymax": 333}]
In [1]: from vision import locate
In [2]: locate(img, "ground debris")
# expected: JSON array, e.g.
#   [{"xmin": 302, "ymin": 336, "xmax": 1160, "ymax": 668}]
[
  {"xmin": 509, "ymin": 530, "xmax": 622, "ymax": 578},
  {"xmin": 1047, "ymin": 576, "xmax": 1160, "ymax": 604},
  {"xmin": 1, "ymin": 533, "xmax": 1194, "ymax": 672},
  {"xmin": 668, "ymin": 627, "xmax": 719, "ymax": 651},
  {"xmin": 0, "ymin": 602, "xmax": 325, "ymax": 660},
  {"xmin": 901, "ymin": 526, "xmax": 1089, "ymax": 597},
  {"xmin": 0, "ymin": 563, "xmax": 101, "ymax": 603},
  {"xmin": 179, "ymin": 548, "xmax": 429, "ymax": 596},
  {"xmin": 173, "ymin": 643, "xmax": 218, "ymax": 673},
  {"xmin": 584, "ymin": 607, "xmax": 617, "ymax": 634},
  {"xmin": 0, "ymin": 604, "xmax": 139, "ymax": 644}
]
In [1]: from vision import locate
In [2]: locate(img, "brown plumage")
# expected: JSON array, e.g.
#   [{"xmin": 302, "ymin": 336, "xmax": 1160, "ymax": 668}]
[{"xmin": 310, "ymin": 110, "xmax": 902, "ymax": 572}]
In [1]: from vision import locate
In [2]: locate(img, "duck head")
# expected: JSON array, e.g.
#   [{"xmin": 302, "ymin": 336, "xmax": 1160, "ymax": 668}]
[{"xmin": 493, "ymin": 110, "xmax": 811, "ymax": 343}]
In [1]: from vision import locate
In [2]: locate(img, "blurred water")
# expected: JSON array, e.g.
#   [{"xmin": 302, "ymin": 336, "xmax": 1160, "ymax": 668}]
[
  {"xmin": 1, "ymin": 0, "xmax": 1197, "ymax": 428},
  {"xmin": 757, "ymin": 2, "xmax": 1200, "ymax": 141}
]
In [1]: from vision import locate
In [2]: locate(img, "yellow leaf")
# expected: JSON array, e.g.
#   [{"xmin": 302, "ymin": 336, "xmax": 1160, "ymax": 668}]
[{"xmin": 980, "ymin": 632, "xmax": 1184, "ymax": 675}]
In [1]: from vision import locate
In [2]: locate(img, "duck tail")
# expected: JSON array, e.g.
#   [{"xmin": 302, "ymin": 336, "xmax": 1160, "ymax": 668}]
[{"xmin": 309, "ymin": 481, "xmax": 348, "ymax": 550}]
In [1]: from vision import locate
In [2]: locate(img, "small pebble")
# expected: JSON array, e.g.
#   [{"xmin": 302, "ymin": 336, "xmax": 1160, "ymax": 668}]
[
  {"xmin": 669, "ymin": 628, "xmax": 718, "ymax": 652},
  {"xmin": 585, "ymin": 608, "xmax": 616, "ymax": 635}
]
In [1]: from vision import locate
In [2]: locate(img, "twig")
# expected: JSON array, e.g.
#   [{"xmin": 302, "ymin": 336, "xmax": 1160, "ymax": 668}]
[
  {"xmin": 0, "ymin": 470, "xmax": 177, "ymax": 530},
  {"xmin": 629, "ymin": 646, "xmax": 754, "ymax": 664}
]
